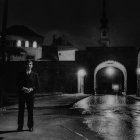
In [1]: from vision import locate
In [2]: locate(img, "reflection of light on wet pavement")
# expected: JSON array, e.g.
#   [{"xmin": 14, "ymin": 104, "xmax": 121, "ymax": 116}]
[
  {"xmin": 130, "ymin": 101, "xmax": 140, "ymax": 138},
  {"xmin": 74, "ymin": 96, "xmax": 92, "ymax": 114},
  {"xmin": 74, "ymin": 95, "xmax": 140, "ymax": 140}
]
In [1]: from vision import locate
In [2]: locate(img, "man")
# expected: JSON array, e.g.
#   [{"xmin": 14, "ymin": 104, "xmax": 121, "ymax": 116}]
[{"xmin": 17, "ymin": 60, "xmax": 39, "ymax": 132}]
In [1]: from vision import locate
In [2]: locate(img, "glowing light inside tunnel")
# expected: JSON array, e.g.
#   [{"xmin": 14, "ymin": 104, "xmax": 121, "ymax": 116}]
[
  {"xmin": 94, "ymin": 60, "xmax": 127, "ymax": 94},
  {"xmin": 112, "ymin": 84, "xmax": 119, "ymax": 91},
  {"xmin": 106, "ymin": 67, "xmax": 115, "ymax": 76}
]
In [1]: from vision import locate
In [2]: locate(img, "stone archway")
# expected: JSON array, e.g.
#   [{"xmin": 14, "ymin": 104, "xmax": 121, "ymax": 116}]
[{"xmin": 94, "ymin": 60, "xmax": 127, "ymax": 94}]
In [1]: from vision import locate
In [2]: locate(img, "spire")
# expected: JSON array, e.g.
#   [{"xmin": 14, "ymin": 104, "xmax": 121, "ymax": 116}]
[
  {"xmin": 100, "ymin": 0, "xmax": 108, "ymax": 29},
  {"xmin": 99, "ymin": 0, "xmax": 110, "ymax": 47}
]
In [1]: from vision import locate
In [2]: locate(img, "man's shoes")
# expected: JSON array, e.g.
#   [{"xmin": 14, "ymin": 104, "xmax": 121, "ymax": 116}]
[
  {"xmin": 29, "ymin": 127, "xmax": 33, "ymax": 132},
  {"xmin": 17, "ymin": 127, "xmax": 23, "ymax": 132}
]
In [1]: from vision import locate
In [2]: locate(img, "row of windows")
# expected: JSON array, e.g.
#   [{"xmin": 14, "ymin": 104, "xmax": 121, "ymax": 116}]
[{"xmin": 17, "ymin": 40, "xmax": 38, "ymax": 48}]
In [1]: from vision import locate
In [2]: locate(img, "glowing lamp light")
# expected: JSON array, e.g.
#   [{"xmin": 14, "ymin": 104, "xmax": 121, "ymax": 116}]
[
  {"xmin": 78, "ymin": 69, "xmax": 86, "ymax": 77},
  {"xmin": 112, "ymin": 84, "xmax": 119, "ymax": 91},
  {"xmin": 136, "ymin": 68, "xmax": 140, "ymax": 75},
  {"xmin": 106, "ymin": 67, "xmax": 115, "ymax": 76}
]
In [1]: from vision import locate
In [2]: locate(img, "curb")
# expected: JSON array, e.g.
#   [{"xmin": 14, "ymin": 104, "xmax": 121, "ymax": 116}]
[{"xmin": 126, "ymin": 95, "xmax": 140, "ymax": 101}]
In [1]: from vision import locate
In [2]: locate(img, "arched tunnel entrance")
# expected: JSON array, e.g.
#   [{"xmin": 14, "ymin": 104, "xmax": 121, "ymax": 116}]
[
  {"xmin": 94, "ymin": 60, "xmax": 127, "ymax": 95},
  {"xmin": 96, "ymin": 67, "xmax": 124, "ymax": 94}
]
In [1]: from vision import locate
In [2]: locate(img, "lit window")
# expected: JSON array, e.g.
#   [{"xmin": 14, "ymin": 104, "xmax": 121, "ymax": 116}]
[
  {"xmin": 33, "ymin": 41, "xmax": 37, "ymax": 48},
  {"xmin": 17, "ymin": 40, "xmax": 21, "ymax": 47},
  {"xmin": 25, "ymin": 41, "xmax": 29, "ymax": 47}
]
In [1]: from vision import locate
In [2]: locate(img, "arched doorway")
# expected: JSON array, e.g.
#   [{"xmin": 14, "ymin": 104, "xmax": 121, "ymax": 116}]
[{"xmin": 94, "ymin": 60, "xmax": 127, "ymax": 94}]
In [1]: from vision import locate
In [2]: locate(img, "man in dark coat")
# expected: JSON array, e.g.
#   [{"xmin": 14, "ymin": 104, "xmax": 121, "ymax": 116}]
[{"xmin": 17, "ymin": 60, "xmax": 39, "ymax": 132}]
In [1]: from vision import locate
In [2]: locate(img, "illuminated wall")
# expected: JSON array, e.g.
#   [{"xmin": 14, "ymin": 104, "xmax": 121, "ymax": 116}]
[{"xmin": 58, "ymin": 50, "xmax": 76, "ymax": 61}]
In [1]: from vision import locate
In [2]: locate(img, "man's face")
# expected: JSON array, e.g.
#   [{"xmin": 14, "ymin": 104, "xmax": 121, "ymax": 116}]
[{"xmin": 26, "ymin": 62, "xmax": 33, "ymax": 71}]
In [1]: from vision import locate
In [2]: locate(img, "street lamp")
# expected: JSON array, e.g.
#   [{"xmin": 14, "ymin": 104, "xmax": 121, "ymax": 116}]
[
  {"xmin": 78, "ymin": 69, "xmax": 86, "ymax": 77},
  {"xmin": 77, "ymin": 69, "xmax": 86, "ymax": 94},
  {"xmin": 136, "ymin": 68, "xmax": 140, "ymax": 75}
]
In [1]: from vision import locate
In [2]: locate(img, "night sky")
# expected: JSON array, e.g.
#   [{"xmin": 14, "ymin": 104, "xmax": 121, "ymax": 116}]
[{"xmin": 0, "ymin": 0, "xmax": 140, "ymax": 48}]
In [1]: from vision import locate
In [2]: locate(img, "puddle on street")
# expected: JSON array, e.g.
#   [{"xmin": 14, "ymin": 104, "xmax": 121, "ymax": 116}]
[{"xmin": 74, "ymin": 95, "xmax": 140, "ymax": 140}]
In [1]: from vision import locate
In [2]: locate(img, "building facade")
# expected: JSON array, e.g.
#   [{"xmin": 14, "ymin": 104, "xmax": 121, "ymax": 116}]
[
  {"xmin": 76, "ymin": 47, "xmax": 139, "ymax": 95},
  {"xmin": 2, "ymin": 25, "xmax": 44, "ymax": 61}
]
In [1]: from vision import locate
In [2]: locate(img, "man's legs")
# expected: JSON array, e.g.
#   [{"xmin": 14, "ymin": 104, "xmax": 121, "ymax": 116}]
[
  {"xmin": 26, "ymin": 95, "xmax": 34, "ymax": 130},
  {"xmin": 17, "ymin": 96, "xmax": 25, "ymax": 130}
]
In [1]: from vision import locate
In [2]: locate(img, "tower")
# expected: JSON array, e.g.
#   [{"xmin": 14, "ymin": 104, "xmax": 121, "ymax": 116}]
[{"xmin": 99, "ymin": 0, "xmax": 110, "ymax": 47}]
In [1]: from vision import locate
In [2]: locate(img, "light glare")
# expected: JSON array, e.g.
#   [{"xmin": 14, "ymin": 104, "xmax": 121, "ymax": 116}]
[
  {"xmin": 78, "ymin": 69, "xmax": 86, "ymax": 77},
  {"xmin": 106, "ymin": 67, "xmax": 115, "ymax": 76},
  {"xmin": 112, "ymin": 84, "xmax": 119, "ymax": 91},
  {"xmin": 136, "ymin": 68, "xmax": 140, "ymax": 75}
]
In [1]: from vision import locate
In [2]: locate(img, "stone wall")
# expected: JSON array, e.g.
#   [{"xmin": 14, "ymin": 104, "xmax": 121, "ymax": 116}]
[{"xmin": 2, "ymin": 61, "xmax": 79, "ymax": 96}]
